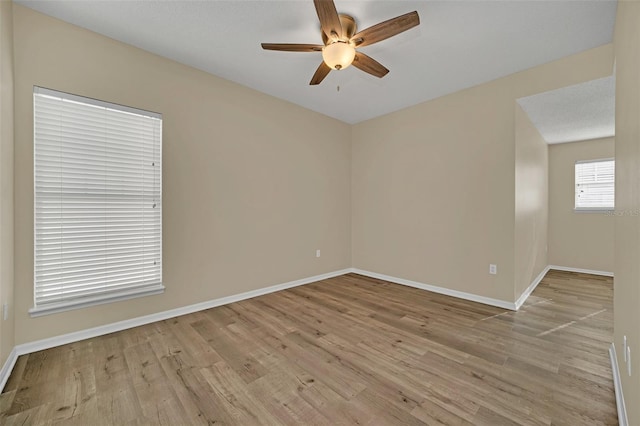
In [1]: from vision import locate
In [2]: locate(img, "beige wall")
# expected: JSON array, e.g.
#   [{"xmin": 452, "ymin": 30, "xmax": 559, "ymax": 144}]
[
  {"xmin": 0, "ymin": 0, "xmax": 15, "ymax": 368},
  {"xmin": 352, "ymin": 44, "xmax": 613, "ymax": 303},
  {"xmin": 614, "ymin": 2, "xmax": 640, "ymax": 423},
  {"xmin": 12, "ymin": 4, "xmax": 352, "ymax": 344},
  {"xmin": 514, "ymin": 105, "xmax": 548, "ymax": 299},
  {"xmin": 548, "ymin": 138, "xmax": 615, "ymax": 272}
]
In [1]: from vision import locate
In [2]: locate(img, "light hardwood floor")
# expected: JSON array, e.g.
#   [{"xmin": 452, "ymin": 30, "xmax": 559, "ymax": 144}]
[{"xmin": 0, "ymin": 271, "xmax": 617, "ymax": 425}]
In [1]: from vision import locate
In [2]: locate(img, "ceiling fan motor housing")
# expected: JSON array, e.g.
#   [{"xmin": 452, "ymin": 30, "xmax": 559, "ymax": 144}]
[{"xmin": 321, "ymin": 14, "xmax": 357, "ymax": 45}]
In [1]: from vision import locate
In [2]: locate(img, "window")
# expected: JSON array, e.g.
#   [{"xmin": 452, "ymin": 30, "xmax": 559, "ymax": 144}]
[
  {"xmin": 32, "ymin": 87, "xmax": 163, "ymax": 316},
  {"xmin": 575, "ymin": 159, "xmax": 615, "ymax": 211}
]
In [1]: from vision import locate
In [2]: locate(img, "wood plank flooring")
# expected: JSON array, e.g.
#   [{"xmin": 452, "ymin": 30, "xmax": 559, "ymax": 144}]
[{"xmin": 0, "ymin": 270, "xmax": 617, "ymax": 425}]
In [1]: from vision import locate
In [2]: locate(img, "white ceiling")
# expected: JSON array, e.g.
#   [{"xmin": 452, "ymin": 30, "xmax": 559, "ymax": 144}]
[
  {"xmin": 17, "ymin": 0, "xmax": 617, "ymax": 124},
  {"xmin": 517, "ymin": 75, "xmax": 615, "ymax": 144}
]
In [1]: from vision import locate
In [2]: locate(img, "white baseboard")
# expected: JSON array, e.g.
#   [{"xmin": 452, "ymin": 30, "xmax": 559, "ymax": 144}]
[
  {"xmin": 0, "ymin": 347, "xmax": 18, "ymax": 392},
  {"xmin": 0, "ymin": 268, "xmax": 351, "ymax": 391},
  {"xmin": 548, "ymin": 265, "xmax": 613, "ymax": 277},
  {"xmin": 514, "ymin": 266, "xmax": 550, "ymax": 310},
  {"xmin": 610, "ymin": 343, "xmax": 628, "ymax": 426},
  {"xmin": 350, "ymin": 268, "xmax": 516, "ymax": 310}
]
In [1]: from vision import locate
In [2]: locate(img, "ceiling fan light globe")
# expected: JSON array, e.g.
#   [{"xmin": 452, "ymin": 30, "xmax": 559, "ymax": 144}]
[{"xmin": 322, "ymin": 42, "xmax": 356, "ymax": 70}]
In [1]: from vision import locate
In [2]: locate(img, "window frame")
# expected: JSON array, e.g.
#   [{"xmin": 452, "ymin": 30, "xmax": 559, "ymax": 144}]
[
  {"xmin": 31, "ymin": 87, "xmax": 164, "ymax": 317},
  {"xmin": 574, "ymin": 158, "xmax": 615, "ymax": 213}
]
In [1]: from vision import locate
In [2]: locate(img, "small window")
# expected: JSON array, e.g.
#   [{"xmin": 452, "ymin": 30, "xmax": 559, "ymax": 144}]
[
  {"xmin": 575, "ymin": 159, "xmax": 615, "ymax": 211},
  {"xmin": 32, "ymin": 87, "xmax": 163, "ymax": 316}
]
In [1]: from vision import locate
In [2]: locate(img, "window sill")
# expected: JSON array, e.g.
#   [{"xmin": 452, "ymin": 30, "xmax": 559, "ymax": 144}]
[
  {"xmin": 29, "ymin": 284, "xmax": 165, "ymax": 317},
  {"xmin": 573, "ymin": 208, "xmax": 614, "ymax": 214}
]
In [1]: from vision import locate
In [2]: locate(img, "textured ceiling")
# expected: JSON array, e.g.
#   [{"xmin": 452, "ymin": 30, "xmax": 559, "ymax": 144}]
[
  {"xmin": 518, "ymin": 76, "xmax": 615, "ymax": 144},
  {"xmin": 16, "ymin": 0, "xmax": 617, "ymax": 124}
]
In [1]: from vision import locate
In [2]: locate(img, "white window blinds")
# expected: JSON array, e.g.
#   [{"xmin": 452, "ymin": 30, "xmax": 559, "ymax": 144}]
[
  {"xmin": 33, "ymin": 87, "xmax": 163, "ymax": 316},
  {"xmin": 575, "ymin": 159, "xmax": 615, "ymax": 210}
]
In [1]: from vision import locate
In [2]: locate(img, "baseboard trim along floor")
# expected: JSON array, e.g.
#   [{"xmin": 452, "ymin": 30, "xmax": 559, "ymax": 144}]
[
  {"xmin": 0, "ymin": 347, "xmax": 18, "ymax": 392},
  {"xmin": 515, "ymin": 266, "xmax": 551, "ymax": 310},
  {"xmin": 610, "ymin": 343, "xmax": 629, "ymax": 426},
  {"xmin": 350, "ymin": 268, "xmax": 517, "ymax": 310},
  {"xmin": 548, "ymin": 265, "xmax": 614, "ymax": 277}
]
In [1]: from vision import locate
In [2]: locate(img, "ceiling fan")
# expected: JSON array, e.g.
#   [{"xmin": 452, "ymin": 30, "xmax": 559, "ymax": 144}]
[{"xmin": 261, "ymin": 0, "xmax": 420, "ymax": 85}]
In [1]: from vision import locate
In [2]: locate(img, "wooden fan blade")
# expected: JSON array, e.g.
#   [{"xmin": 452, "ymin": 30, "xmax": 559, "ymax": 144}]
[
  {"xmin": 352, "ymin": 52, "xmax": 389, "ymax": 78},
  {"xmin": 261, "ymin": 43, "xmax": 323, "ymax": 52},
  {"xmin": 310, "ymin": 62, "xmax": 331, "ymax": 85},
  {"xmin": 313, "ymin": 0, "xmax": 343, "ymax": 40},
  {"xmin": 351, "ymin": 11, "xmax": 419, "ymax": 47}
]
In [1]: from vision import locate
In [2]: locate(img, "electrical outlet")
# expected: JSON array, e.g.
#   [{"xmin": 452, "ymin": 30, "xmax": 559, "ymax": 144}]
[
  {"xmin": 489, "ymin": 264, "xmax": 497, "ymax": 275},
  {"xmin": 316, "ymin": 249, "xmax": 321, "ymax": 258},
  {"xmin": 624, "ymin": 336, "xmax": 628, "ymax": 362},
  {"xmin": 628, "ymin": 347, "xmax": 632, "ymax": 377}
]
